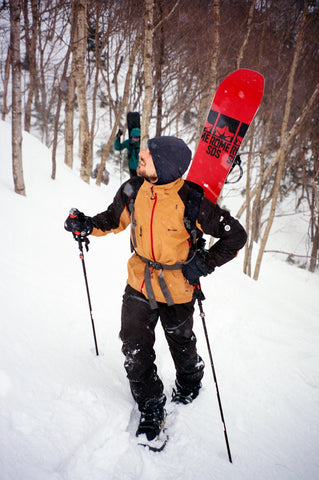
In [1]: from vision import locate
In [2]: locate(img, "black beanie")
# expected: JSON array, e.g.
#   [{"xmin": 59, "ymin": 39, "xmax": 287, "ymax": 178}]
[{"xmin": 147, "ymin": 136, "xmax": 192, "ymax": 185}]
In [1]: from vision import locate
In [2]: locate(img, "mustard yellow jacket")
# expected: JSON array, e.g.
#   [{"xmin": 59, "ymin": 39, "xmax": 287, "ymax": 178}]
[{"xmin": 91, "ymin": 177, "xmax": 247, "ymax": 304}]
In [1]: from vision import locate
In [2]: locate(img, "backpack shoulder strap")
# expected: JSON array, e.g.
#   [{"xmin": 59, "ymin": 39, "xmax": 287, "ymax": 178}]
[
  {"xmin": 183, "ymin": 180, "xmax": 204, "ymax": 248},
  {"xmin": 123, "ymin": 176, "xmax": 143, "ymax": 203},
  {"xmin": 123, "ymin": 177, "xmax": 143, "ymax": 249}
]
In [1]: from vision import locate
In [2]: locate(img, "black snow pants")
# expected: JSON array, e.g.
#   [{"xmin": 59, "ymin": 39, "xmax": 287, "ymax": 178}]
[{"xmin": 120, "ymin": 284, "xmax": 205, "ymax": 411}]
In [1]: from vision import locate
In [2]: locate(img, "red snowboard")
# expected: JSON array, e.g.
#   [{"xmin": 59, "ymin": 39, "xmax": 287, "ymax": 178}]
[{"xmin": 187, "ymin": 69, "xmax": 264, "ymax": 203}]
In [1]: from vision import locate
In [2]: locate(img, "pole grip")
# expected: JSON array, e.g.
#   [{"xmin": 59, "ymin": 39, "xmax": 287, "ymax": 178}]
[{"xmin": 69, "ymin": 207, "xmax": 79, "ymax": 218}]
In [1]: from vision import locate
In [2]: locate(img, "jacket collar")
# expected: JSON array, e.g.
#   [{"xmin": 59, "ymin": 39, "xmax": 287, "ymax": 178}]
[{"xmin": 142, "ymin": 177, "xmax": 184, "ymax": 193}]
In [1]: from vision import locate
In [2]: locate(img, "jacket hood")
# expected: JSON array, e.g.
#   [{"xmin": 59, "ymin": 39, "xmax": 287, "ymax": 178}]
[
  {"xmin": 130, "ymin": 128, "xmax": 141, "ymax": 138},
  {"xmin": 147, "ymin": 136, "xmax": 192, "ymax": 185}
]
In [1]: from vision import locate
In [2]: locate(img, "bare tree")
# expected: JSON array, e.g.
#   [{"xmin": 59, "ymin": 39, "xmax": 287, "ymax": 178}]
[
  {"xmin": 96, "ymin": 29, "xmax": 142, "ymax": 186},
  {"xmin": 308, "ymin": 173, "xmax": 319, "ymax": 272},
  {"xmin": 22, "ymin": 0, "xmax": 38, "ymax": 133},
  {"xmin": 1, "ymin": 46, "xmax": 11, "ymax": 121},
  {"xmin": 10, "ymin": 0, "xmax": 26, "ymax": 196},
  {"xmin": 236, "ymin": 0, "xmax": 257, "ymax": 69},
  {"xmin": 72, "ymin": 0, "xmax": 92, "ymax": 183},
  {"xmin": 154, "ymin": 0, "xmax": 164, "ymax": 137},
  {"xmin": 253, "ymin": 6, "xmax": 308, "ymax": 280},
  {"xmin": 51, "ymin": 38, "xmax": 72, "ymax": 179},
  {"xmin": 194, "ymin": 0, "xmax": 220, "ymax": 148},
  {"xmin": 64, "ymin": 74, "xmax": 76, "ymax": 169},
  {"xmin": 243, "ymin": 1, "xmax": 269, "ymax": 275},
  {"xmin": 140, "ymin": 0, "xmax": 154, "ymax": 149}
]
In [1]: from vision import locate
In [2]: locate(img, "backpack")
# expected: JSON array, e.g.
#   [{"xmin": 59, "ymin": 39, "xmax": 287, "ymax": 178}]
[
  {"xmin": 127, "ymin": 111, "xmax": 140, "ymax": 136},
  {"xmin": 123, "ymin": 178, "xmax": 204, "ymax": 253},
  {"xmin": 127, "ymin": 112, "xmax": 140, "ymax": 159}
]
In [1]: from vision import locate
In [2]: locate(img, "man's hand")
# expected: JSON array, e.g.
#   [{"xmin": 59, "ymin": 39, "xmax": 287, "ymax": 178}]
[
  {"xmin": 182, "ymin": 250, "xmax": 215, "ymax": 286},
  {"xmin": 64, "ymin": 208, "xmax": 93, "ymax": 241}
]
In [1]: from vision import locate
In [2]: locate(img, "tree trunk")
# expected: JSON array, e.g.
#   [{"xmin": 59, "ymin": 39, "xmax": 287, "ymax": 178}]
[
  {"xmin": 90, "ymin": 3, "xmax": 102, "ymax": 154},
  {"xmin": 243, "ymin": 125, "xmax": 255, "ymax": 276},
  {"xmin": 154, "ymin": 0, "xmax": 164, "ymax": 137},
  {"xmin": 52, "ymin": 7, "xmax": 76, "ymax": 178},
  {"xmin": 23, "ymin": 0, "xmax": 38, "ymax": 133},
  {"xmin": 236, "ymin": 0, "xmax": 257, "ymax": 69},
  {"xmin": 242, "ymin": 2, "xmax": 266, "ymax": 275},
  {"xmin": 64, "ymin": 5, "xmax": 77, "ymax": 170},
  {"xmin": 37, "ymin": 23, "xmax": 50, "ymax": 146},
  {"xmin": 309, "ymin": 221, "xmax": 319, "ymax": 272},
  {"xmin": 309, "ymin": 167, "xmax": 319, "ymax": 272},
  {"xmin": 194, "ymin": 0, "xmax": 220, "ymax": 148},
  {"xmin": 72, "ymin": 0, "xmax": 92, "ymax": 183},
  {"xmin": 253, "ymin": 8, "xmax": 308, "ymax": 280},
  {"xmin": 64, "ymin": 74, "xmax": 76, "ymax": 169},
  {"xmin": 140, "ymin": 0, "xmax": 154, "ymax": 149},
  {"xmin": 51, "ymin": 44, "xmax": 72, "ymax": 179},
  {"xmin": 2, "ymin": 46, "xmax": 11, "ymax": 121},
  {"xmin": 10, "ymin": 0, "xmax": 26, "ymax": 196}
]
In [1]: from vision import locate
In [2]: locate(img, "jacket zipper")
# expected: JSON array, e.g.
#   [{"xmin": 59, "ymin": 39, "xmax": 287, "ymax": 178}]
[
  {"xmin": 140, "ymin": 186, "xmax": 158, "ymax": 294},
  {"xmin": 150, "ymin": 187, "xmax": 158, "ymax": 261}
]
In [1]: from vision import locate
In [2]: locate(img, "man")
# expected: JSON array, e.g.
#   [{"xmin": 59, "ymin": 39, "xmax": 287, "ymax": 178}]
[
  {"xmin": 114, "ymin": 127, "xmax": 141, "ymax": 178},
  {"xmin": 65, "ymin": 136, "xmax": 247, "ymax": 442}
]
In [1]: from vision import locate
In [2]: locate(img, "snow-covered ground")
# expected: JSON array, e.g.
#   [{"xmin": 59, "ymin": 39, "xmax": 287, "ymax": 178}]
[{"xmin": 1, "ymin": 120, "xmax": 318, "ymax": 480}]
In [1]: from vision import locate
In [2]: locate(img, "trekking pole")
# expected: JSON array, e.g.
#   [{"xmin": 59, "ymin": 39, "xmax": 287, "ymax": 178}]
[
  {"xmin": 120, "ymin": 150, "xmax": 123, "ymax": 185},
  {"xmin": 75, "ymin": 236, "xmax": 99, "ymax": 356},
  {"xmin": 195, "ymin": 285, "xmax": 232, "ymax": 463}
]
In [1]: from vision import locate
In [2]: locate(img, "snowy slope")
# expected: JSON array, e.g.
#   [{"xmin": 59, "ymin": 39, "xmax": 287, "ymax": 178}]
[{"xmin": 1, "ymin": 120, "xmax": 319, "ymax": 480}]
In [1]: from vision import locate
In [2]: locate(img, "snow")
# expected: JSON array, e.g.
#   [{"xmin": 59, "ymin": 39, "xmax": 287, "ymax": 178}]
[{"xmin": 1, "ymin": 119, "xmax": 319, "ymax": 480}]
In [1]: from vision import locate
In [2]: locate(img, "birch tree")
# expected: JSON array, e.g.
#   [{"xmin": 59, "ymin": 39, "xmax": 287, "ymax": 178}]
[
  {"xmin": 22, "ymin": 0, "xmax": 38, "ymax": 133},
  {"xmin": 253, "ymin": 7, "xmax": 308, "ymax": 280},
  {"xmin": 72, "ymin": 0, "xmax": 92, "ymax": 183},
  {"xmin": 64, "ymin": 74, "xmax": 76, "ymax": 169},
  {"xmin": 10, "ymin": 0, "xmax": 26, "ymax": 196},
  {"xmin": 236, "ymin": 0, "xmax": 257, "ymax": 70},
  {"xmin": 140, "ymin": 0, "xmax": 154, "ymax": 149},
  {"xmin": 2, "ymin": 46, "xmax": 11, "ymax": 121},
  {"xmin": 51, "ymin": 39, "xmax": 72, "ymax": 179},
  {"xmin": 194, "ymin": 0, "xmax": 220, "ymax": 148}
]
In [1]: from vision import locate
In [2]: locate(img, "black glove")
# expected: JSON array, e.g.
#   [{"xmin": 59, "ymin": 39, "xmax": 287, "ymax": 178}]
[
  {"xmin": 116, "ymin": 128, "xmax": 123, "ymax": 137},
  {"xmin": 182, "ymin": 249, "xmax": 215, "ymax": 286},
  {"xmin": 64, "ymin": 208, "xmax": 93, "ymax": 241}
]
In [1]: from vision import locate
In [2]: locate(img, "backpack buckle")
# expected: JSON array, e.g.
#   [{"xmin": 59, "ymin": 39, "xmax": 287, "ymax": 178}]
[{"xmin": 148, "ymin": 260, "xmax": 162, "ymax": 270}]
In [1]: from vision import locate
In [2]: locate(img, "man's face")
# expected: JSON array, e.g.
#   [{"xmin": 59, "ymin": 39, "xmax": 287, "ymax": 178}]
[{"xmin": 137, "ymin": 148, "xmax": 158, "ymax": 183}]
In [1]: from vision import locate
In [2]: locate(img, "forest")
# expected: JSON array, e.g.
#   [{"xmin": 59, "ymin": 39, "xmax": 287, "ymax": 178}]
[{"xmin": 1, "ymin": 0, "xmax": 318, "ymax": 278}]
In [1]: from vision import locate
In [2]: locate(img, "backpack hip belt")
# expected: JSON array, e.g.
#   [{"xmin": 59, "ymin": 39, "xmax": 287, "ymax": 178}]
[{"xmin": 135, "ymin": 252, "xmax": 183, "ymax": 310}]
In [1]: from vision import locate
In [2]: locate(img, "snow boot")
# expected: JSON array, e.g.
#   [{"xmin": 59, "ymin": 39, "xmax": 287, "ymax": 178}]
[
  {"xmin": 136, "ymin": 402, "xmax": 166, "ymax": 441},
  {"xmin": 171, "ymin": 380, "xmax": 201, "ymax": 405}
]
